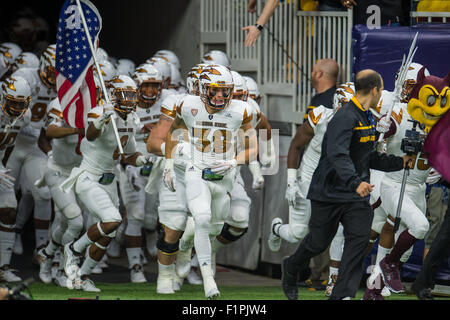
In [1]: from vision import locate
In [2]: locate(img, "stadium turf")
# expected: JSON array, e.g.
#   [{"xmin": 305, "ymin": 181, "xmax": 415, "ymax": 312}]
[{"xmin": 25, "ymin": 283, "xmax": 448, "ymax": 300}]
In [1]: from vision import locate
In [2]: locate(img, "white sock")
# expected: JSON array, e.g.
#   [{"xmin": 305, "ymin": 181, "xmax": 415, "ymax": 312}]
[
  {"xmin": 73, "ymin": 232, "xmax": 93, "ymax": 254},
  {"xmin": 278, "ymin": 224, "xmax": 300, "ymax": 243},
  {"xmin": 45, "ymin": 240, "xmax": 59, "ymax": 256},
  {"xmin": 376, "ymin": 245, "xmax": 392, "ymax": 265},
  {"xmin": 126, "ymin": 247, "xmax": 141, "ymax": 269},
  {"xmin": 0, "ymin": 229, "xmax": 15, "ymax": 267},
  {"xmin": 158, "ymin": 261, "xmax": 175, "ymax": 276},
  {"xmin": 80, "ymin": 254, "xmax": 99, "ymax": 277},
  {"xmin": 193, "ymin": 216, "xmax": 213, "ymax": 269}
]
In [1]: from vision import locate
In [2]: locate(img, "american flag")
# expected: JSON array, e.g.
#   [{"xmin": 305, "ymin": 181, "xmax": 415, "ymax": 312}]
[{"xmin": 56, "ymin": 0, "xmax": 102, "ymax": 129}]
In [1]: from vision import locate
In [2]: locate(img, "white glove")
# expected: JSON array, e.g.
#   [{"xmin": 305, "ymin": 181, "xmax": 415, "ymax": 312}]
[
  {"xmin": 125, "ymin": 165, "xmax": 140, "ymax": 191},
  {"xmin": 376, "ymin": 117, "xmax": 392, "ymax": 133},
  {"xmin": 260, "ymin": 139, "xmax": 276, "ymax": 168},
  {"xmin": 426, "ymin": 168, "xmax": 442, "ymax": 185},
  {"xmin": 135, "ymin": 154, "xmax": 154, "ymax": 167},
  {"xmin": 0, "ymin": 168, "xmax": 16, "ymax": 191},
  {"xmin": 211, "ymin": 158, "xmax": 238, "ymax": 176},
  {"xmin": 285, "ymin": 168, "xmax": 304, "ymax": 207},
  {"xmin": 93, "ymin": 110, "xmax": 114, "ymax": 130},
  {"xmin": 163, "ymin": 159, "xmax": 177, "ymax": 192},
  {"xmin": 249, "ymin": 161, "xmax": 264, "ymax": 190}
]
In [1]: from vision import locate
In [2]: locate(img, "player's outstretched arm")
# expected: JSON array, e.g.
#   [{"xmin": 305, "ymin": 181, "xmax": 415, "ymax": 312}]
[
  {"xmin": 287, "ymin": 120, "xmax": 314, "ymax": 169},
  {"xmin": 147, "ymin": 115, "xmax": 174, "ymax": 156},
  {"xmin": 164, "ymin": 116, "xmax": 187, "ymax": 160},
  {"xmin": 46, "ymin": 123, "xmax": 84, "ymax": 139},
  {"xmin": 236, "ymin": 121, "xmax": 258, "ymax": 165}
]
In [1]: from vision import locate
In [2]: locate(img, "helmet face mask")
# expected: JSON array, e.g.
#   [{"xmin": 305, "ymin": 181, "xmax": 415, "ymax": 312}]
[
  {"xmin": 39, "ymin": 65, "xmax": 57, "ymax": 89},
  {"xmin": 113, "ymin": 87, "xmax": 138, "ymax": 115},
  {"xmin": 202, "ymin": 83, "xmax": 234, "ymax": 110},
  {"xmin": 249, "ymin": 93, "xmax": 262, "ymax": 105},
  {"xmin": 138, "ymin": 80, "xmax": 162, "ymax": 108},
  {"xmin": 232, "ymin": 90, "xmax": 248, "ymax": 101},
  {"xmin": 1, "ymin": 75, "xmax": 32, "ymax": 119},
  {"xmin": 1, "ymin": 94, "xmax": 31, "ymax": 118}
]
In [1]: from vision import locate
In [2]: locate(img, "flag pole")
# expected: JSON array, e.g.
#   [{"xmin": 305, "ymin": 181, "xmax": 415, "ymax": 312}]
[{"xmin": 75, "ymin": 0, "xmax": 124, "ymax": 155}]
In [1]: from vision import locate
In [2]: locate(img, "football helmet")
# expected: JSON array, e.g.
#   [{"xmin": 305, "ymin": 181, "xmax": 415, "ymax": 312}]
[
  {"xmin": 243, "ymin": 76, "xmax": 262, "ymax": 104},
  {"xmin": 155, "ymin": 50, "xmax": 180, "ymax": 70},
  {"xmin": 132, "ymin": 63, "xmax": 163, "ymax": 108},
  {"xmin": 116, "ymin": 58, "xmax": 135, "ymax": 77},
  {"xmin": 230, "ymin": 71, "xmax": 248, "ymax": 101},
  {"xmin": 1, "ymin": 75, "xmax": 32, "ymax": 118},
  {"xmin": 333, "ymin": 82, "xmax": 355, "ymax": 110},
  {"xmin": 39, "ymin": 44, "xmax": 57, "ymax": 90},
  {"xmin": 394, "ymin": 62, "xmax": 430, "ymax": 103},
  {"xmin": 147, "ymin": 57, "xmax": 171, "ymax": 89},
  {"xmin": 168, "ymin": 63, "xmax": 183, "ymax": 90},
  {"xmin": 97, "ymin": 60, "xmax": 117, "ymax": 82},
  {"xmin": 201, "ymin": 50, "xmax": 231, "ymax": 69},
  {"xmin": 108, "ymin": 75, "xmax": 138, "ymax": 115},
  {"xmin": 186, "ymin": 63, "xmax": 209, "ymax": 96},
  {"xmin": 0, "ymin": 42, "xmax": 22, "ymax": 68},
  {"xmin": 11, "ymin": 52, "xmax": 39, "ymax": 72},
  {"xmin": 199, "ymin": 64, "xmax": 234, "ymax": 111},
  {"xmin": 96, "ymin": 47, "xmax": 109, "ymax": 63}
]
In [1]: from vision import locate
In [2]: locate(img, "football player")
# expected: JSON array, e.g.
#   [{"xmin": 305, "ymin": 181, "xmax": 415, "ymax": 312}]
[
  {"xmin": 119, "ymin": 64, "xmax": 163, "ymax": 283},
  {"xmin": 0, "ymin": 75, "xmax": 31, "ymax": 282},
  {"xmin": 7, "ymin": 44, "xmax": 57, "ymax": 261},
  {"xmin": 163, "ymin": 64, "xmax": 257, "ymax": 299},
  {"xmin": 62, "ymin": 75, "xmax": 153, "ymax": 292}
]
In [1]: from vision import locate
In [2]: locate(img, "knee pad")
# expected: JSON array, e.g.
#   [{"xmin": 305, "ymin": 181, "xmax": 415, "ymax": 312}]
[
  {"xmin": 62, "ymin": 203, "xmax": 82, "ymax": 220},
  {"xmin": 97, "ymin": 221, "xmax": 119, "ymax": 238},
  {"xmin": 193, "ymin": 214, "xmax": 211, "ymax": 230},
  {"xmin": 219, "ymin": 223, "xmax": 248, "ymax": 242},
  {"xmin": 67, "ymin": 215, "xmax": 84, "ymax": 235},
  {"xmin": 156, "ymin": 229, "xmax": 179, "ymax": 255},
  {"xmin": 409, "ymin": 218, "xmax": 430, "ymax": 240},
  {"xmin": 291, "ymin": 223, "xmax": 309, "ymax": 240},
  {"xmin": 126, "ymin": 219, "xmax": 143, "ymax": 237}
]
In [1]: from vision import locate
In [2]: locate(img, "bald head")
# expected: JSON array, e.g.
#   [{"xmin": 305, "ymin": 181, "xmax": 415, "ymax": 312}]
[
  {"xmin": 316, "ymin": 59, "xmax": 339, "ymax": 82},
  {"xmin": 355, "ymin": 69, "xmax": 383, "ymax": 95}
]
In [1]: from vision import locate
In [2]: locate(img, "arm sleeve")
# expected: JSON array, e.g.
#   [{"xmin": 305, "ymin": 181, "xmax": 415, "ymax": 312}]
[
  {"xmin": 369, "ymin": 151, "xmax": 404, "ymax": 172},
  {"xmin": 326, "ymin": 110, "xmax": 362, "ymax": 191}
]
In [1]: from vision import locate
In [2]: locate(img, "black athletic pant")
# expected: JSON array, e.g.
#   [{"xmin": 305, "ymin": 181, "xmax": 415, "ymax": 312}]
[
  {"xmin": 287, "ymin": 199, "xmax": 373, "ymax": 299},
  {"xmin": 413, "ymin": 204, "xmax": 450, "ymax": 290}
]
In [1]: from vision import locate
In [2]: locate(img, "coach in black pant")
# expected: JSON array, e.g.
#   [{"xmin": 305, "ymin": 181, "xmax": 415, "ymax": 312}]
[
  {"xmin": 281, "ymin": 69, "xmax": 413, "ymax": 300},
  {"xmin": 412, "ymin": 179, "xmax": 450, "ymax": 300}
]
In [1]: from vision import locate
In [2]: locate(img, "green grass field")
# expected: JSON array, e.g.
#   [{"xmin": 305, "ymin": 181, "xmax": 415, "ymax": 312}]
[{"xmin": 24, "ymin": 282, "xmax": 449, "ymax": 300}]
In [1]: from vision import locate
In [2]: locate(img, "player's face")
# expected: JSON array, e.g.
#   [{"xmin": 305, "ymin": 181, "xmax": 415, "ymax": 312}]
[
  {"xmin": 208, "ymin": 86, "xmax": 232, "ymax": 108},
  {"xmin": 2, "ymin": 94, "xmax": 30, "ymax": 118},
  {"xmin": 138, "ymin": 81, "xmax": 160, "ymax": 107}
]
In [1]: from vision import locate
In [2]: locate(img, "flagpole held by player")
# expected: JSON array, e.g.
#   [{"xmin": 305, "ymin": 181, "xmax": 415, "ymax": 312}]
[{"xmin": 74, "ymin": 0, "xmax": 124, "ymax": 155}]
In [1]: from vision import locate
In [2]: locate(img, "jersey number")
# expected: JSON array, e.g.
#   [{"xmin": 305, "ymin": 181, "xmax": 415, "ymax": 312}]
[
  {"xmin": 31, "ymin": 102, "xmax": 48, "ymax": 122},
  {"xmin": 192, "ymin": 128, "xmax": 232, "ymax": 154},
  {"xmin": 412, "ymin": 152, "xmax": 430, "ymax": 171},
  {"xmin": 113, "ymin": 135, "xmax": 129, "ymax": 160}
]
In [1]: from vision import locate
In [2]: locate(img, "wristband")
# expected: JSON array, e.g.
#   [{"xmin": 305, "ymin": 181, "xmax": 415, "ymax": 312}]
[{"xmin": 255, "ymin": 23, "xmax": 263, "ymax": 31}]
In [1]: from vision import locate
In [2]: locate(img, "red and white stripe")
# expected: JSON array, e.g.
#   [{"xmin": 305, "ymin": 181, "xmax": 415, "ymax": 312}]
[{"xmin": 57, "ymin": 64, "xmax": 96, "ymax": 129}]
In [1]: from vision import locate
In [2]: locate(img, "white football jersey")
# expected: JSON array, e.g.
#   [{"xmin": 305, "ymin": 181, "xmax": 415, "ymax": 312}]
[
  {"xmin": 372, "ymin": 90, "xmax": 393, "ymax": 119},
  {"xmin": 246, "ymin": 97, "xmax": 261, "ymax": 128},
  {"xmin": 177, "ymin": 95, "xmax": 253, "ymax": 170},
  {"xmin": 0, "ymin": 111, "xmax": 29, "ymax": 160},
  {"xmin": 46, "ymin": 98, "xmax": 82, "ymax": 172},
  {"xmin": 134, "ymin": 101, "xmax": 162, "ymax": 155},
  {"xmin": 384, "ymin": 102, "xmax": 430, "ymax": 185},
  {"xmin": 79, "ymin": 107, "xmax": 138, "ymax": 174},
  {"xmin": 298, "ymin": 105, "xmax": 335, "ymax": 182},
  {"xmin": 11, "ymin": 67, "xmax": 57, "ymax": 144}
]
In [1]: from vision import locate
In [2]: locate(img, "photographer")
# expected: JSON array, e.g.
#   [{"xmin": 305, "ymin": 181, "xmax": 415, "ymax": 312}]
[{"xmin": 281, "ymin": 70, "xmax": 414, "ymax": 300}]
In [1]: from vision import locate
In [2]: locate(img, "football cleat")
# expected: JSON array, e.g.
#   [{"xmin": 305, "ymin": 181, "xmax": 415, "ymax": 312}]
[
  {"xmin": 175, "ymin": 248, "xmax": 192, "ymax": 279},
  {"xmin": 268, "ymin": 218, "xmax": 282, "ymax": 252},
  {"xmin": 187, "ymin": 269, "xmax": 203, "ymax": 285},
  {"xmin": 63, "ymin": 242, "xmax": 81, "ymax": 281},
  {"xmin": 130, "ymin": 265, "xmax": 147, "ymax": 283},
  {"xmin": 0, "ymin": 266, "xmax": 21, "ymax": 282},
  {"xmin": 37, "ymin": 248, "xmax": 53, "ymax": 284}
]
